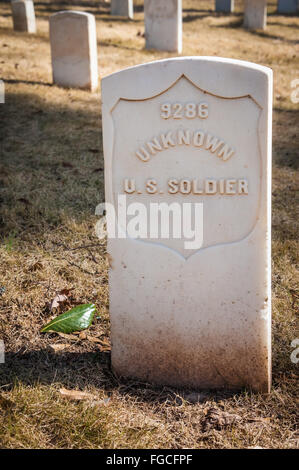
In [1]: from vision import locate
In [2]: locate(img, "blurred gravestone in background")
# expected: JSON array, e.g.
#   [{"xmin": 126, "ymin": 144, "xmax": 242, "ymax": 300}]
[
  {"xmin": 11, "ymin": 0, "xmax": 36, "ymax": 33},
  {"xmin": 215, "ymin": 0, "xmax": 234, "ymax": 13},
  {"xmin": 244, "ymin": 0, "xmax": 267, "ymax": 30},
  {"xmin": 110, "ymin": 0, "xmax": 134, "ymax": 19},
  {"xmin": 144, "ymin": 0, "xmax": 182, "ymax": 52},
  {"xmin": 49, "ymin": 11, "xmax": 98, "ymax": 91},
  {"xmin": 277, "ymin": 0, "xmax": 298, "ymax": 14}
]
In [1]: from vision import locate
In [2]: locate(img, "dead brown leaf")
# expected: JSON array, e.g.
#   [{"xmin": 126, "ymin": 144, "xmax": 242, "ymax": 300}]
[
  {"xmin": 86, "ymin": 335, "xmax": 103, "ymax": 344},
  {"xmin": 202, "ymin": 407, "xmax": 241, "ymax": 432},
  {"xmin": 92, "ymin": 337, "xmax": 111, "ymax": 350},
  {"xmin": 49, "ymin": 343, "xmax": 69, "ymax": 352},
  {"xmin": 59, "ymin": 388, "xmax": 97, "ymax": 401},
  {"xmin": 50, "ymin": 288, "xmax": 73, "ymax": 310},
  {"xmin": 50, "ymin": 294, "xmax": 68, "ymax": 310},
  {"xmin": 79, "ymin": 331, "xmax": 87, "ymax": 340},
  {"xmin": 57, "ymin": 332, "xmax": 79, "ymax": 342}
]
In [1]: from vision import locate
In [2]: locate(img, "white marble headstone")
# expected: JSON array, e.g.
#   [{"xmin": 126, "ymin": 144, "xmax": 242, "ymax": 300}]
[
  {"xmin": 244, "ymin": 0, "xmax": 267, "ymax": 30},
  {"xmin": 102, "ymin": 57, "xmax": 272, "ymax": 392},
  {"xmin": 215, "ymin": 0, "xmax": 234, "ymax": 13},
  {"xmin": 111, "ymin": 0, "xmax": 134, "ymax": 19},
  {"xmin": 49, "ymin": 11, "xmax": 98, "ymax": 91},
  {"xmin": 277, "ymin": 0, "xmax": 298, "ymax": 14},
  {"xmin": 11, "ymin": 0, "xmax": 36, "ymax": 33},
  {"xmin": 144, "ymin": 0, "xmax": 182, "ymax": 53}
]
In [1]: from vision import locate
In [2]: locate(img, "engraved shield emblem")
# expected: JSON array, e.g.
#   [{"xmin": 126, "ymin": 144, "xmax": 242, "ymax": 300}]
[{"xmin": 111, "ymin": 75, "xmax": 261, "ymax": 258}]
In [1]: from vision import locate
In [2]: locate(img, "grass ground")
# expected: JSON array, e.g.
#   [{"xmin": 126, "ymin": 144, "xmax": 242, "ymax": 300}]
[{"xmin": 0, "ymin": 0, "xmax": 298, "ymax": 449}]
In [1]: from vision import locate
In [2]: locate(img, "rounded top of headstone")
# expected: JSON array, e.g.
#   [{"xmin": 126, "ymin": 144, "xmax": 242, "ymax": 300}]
[
  {"xmin": 103, "ymin": 56, "xmax": 272, "ymax": 80},
  {"xmin": 102, "ymin": 57, "xmax": 272, "ymax": 109},
  {"xmin": 11, "ymin": 0, "xmax": 33, "ymax": 3},
  {"xmin": 146, "ymin": 0, "xmax": 177, "ymax": 18},
  {"xmin": 50, "ymin": 10, "xmax": 95, "ymax": 20}
]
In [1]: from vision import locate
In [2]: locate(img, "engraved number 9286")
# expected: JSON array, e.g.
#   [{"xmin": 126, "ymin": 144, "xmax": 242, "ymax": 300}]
[{"xmin": 160, "ymin": 102, "xmax": 209, "ymax": 120}]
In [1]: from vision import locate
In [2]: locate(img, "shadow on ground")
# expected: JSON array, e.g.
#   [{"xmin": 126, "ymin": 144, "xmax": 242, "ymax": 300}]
[
  {"xmin": 0, "ymin": 344, "xmax": 296, "ymax": 405},
  {"xmin": 273, "ymin": 108, "xmax": 299, "ymax": 171},
  {"xmin": 249, "ymin": 29, "xmax": 299, "ymax": 45},
  {"xmin": 4, "ymin": 78, "xmax": 52, "ymax": 87},
  {"xmin": 0, "ymin": 350, "xmax": 247, "ymax": 404},
  {"xmin": 0, "ymin": 89, "xmax": 103, "ymax": 239},
  {"xmin": 212, "ymin": 20, "xmax": 299, "ymax": 42},
  {"xmin": 0, "ymin": 350, "xmax": 113, "ymax": 390}
]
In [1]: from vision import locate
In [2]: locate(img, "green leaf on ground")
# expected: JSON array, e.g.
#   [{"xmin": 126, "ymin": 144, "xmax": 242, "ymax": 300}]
[{"xmin": 41, "ymin": 304, "xmax": 97, "ymax": 334}]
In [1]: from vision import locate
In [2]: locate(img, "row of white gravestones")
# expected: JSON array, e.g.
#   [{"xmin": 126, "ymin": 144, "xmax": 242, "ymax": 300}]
[
  {"xmin": 109, "ymin": 0, "xmax": 299, "ymax": 17},
  {"xmin": 11, "ymin": 0, "xmax": 36, "ymax": 33},
  {"xmin": 10, "ymin": 1, "xmax": 299, "ymax": 57},
  {"xmin": 10, "ymin": 0, "xmax": 299, "ymax": 38},
  {"xmin": 49, "ymin": 11, "xmax": 98, "ymax": 91},
  {"xmin": 101, "ymin": 57, "xmax": 272, "ymax": 392},
  {"xmin": 216, "ymin": 0, "xmax": 299, "ymax": 14}
]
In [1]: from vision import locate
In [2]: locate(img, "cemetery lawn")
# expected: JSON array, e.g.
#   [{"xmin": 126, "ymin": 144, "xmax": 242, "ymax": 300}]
[{"xmin": 0, "ymin": 0, "xmax": 298, "ymax": 449}]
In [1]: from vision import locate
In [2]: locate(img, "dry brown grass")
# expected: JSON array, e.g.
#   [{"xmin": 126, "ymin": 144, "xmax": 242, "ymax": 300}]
[{"xmin": 0, "ymin": 0, "xmax": 298, "ymax": 449}]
